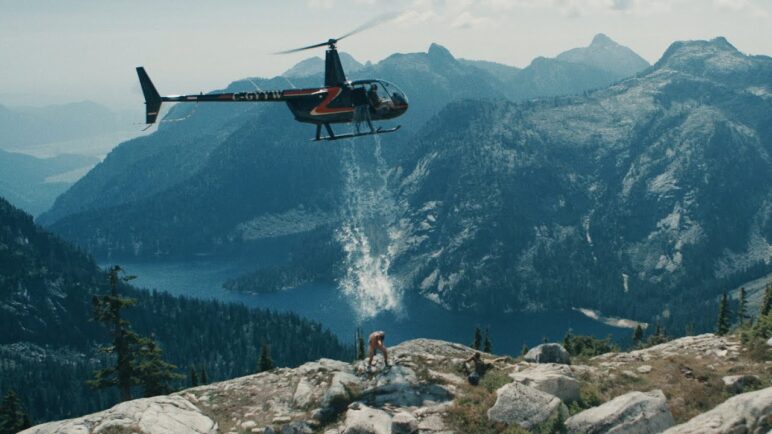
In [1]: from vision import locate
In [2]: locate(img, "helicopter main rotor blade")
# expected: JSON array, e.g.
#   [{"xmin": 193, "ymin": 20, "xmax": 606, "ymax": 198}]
[
  {"xmin": 274, "ymin": 11, "xmax": 400, "ymax": 55},
  {"xmin": 274, "ymin": 41, "xmax": 331, "ymax": 55},
  {"xmin": 335, "ymin": 11, "xmax": 400, "ymax": 42}
]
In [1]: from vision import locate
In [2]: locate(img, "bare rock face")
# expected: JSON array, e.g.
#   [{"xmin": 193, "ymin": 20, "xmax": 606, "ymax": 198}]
[
  {"xmin": 20, "ymin": 395, "xmax": 217, "ymax": 434},
  {"xmin": 722, "ymin": 375, "xmax": 762, "ymax": 394},
  {"xmin": 487, "ymin": 381, "xmax": 567, "ymax": 429},
  {"xmin": 565, "ymin": 389, "xmax": 675, "ymax": 434},
  {"xmin": 341, "ymin": 403, "xmax": 392, "ymax": 434},
  {"xmin": 510, "ymin": 363, "xmax": 580, "ymax": 402},
  {"xmin": 524, "ymin": 343, "xmax": 571, "ymax": 364},
  {"xmin": 663, "ymin": 387, "xmax": 772, "ymax": 434}
]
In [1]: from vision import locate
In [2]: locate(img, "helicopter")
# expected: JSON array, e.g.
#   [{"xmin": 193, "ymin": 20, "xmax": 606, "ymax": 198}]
[{"xmin": 136, "ymin": 18, "xmax": 409, "ymax": 141}]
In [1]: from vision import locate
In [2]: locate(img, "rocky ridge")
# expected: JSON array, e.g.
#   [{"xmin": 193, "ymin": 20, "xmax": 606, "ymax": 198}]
[{"xmin": 22, "ymin": 334, "xmax": 771, "ymax": 434}]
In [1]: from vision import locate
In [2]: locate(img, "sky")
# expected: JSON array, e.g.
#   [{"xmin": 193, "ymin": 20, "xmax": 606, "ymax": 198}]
[{"xmin": 1, "ymin": 0, "xmax": 771, "ymax": 111}]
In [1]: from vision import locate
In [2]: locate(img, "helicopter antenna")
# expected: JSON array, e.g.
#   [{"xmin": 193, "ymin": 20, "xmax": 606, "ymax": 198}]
[{"xmin": 273, "ymin": 12, "xmax": 400, "ymax": 54}]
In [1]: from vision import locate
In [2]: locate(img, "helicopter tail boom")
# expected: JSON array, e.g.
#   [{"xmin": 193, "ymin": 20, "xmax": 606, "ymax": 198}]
[{"xmin": 136, "ymin": 67, "xmax": 162, "ymax": 124}]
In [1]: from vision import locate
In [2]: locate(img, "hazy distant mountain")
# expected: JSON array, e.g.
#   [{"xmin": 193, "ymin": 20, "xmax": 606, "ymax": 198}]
[
  {"xmin": 283, "ymin": 52, "xmax": 365, "ymax": 78},
  {"xmin": 0, "ymin": 101, "xmax": 131, "ymax": 150},
  {"xmin": 459, "ymin": 58, "xmax": 521, "ymax": 82},
  {"xmin": 556, "ymin": 33, "xmax": 650, "ymax": 78},
  {"xmin": 0, "ymin": 149, "xmax": 97, "ymax": 216},
  {"xmin": 504, "ymin": 33, "xmax": 650, "ymax": 99}
]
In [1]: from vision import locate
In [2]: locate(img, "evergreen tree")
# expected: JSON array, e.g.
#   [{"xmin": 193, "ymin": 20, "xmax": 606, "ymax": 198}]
[
  {"xmin": 258, "ymin": 343, "xmax": 274, "ymax": 372},
  {"xmin": 632, "ymin": 324, "xmax": 643, "ymax": 346},
  {"xmin": 482, "ymin": 329, "xmax": 492, "ymax": 353},
  {"xmin": 88, "ymin": 265, "xmax": 142, "ymax": 401},
  {"xmin": 189, "ymin": 367, "xmax": 199, "ymax": 387},
  {"xmin": 685, "ymin": 323, "xmax": 695, "ymax": 336},
  {"xmin": 521, "ymin": 344, "xmax": 529, "ymax": 356},
  {"xmin": 0, "ymin": 390, "xmax": 31, "ymax": 434},
  {"xmin": 716, "ymin": 291, "xmax": 731, "ymax": 336},
  {"xmin": 199, "ymin": 367, "xmax": 208, "ymax": 385},
  {"xmin": 135, "ymin": 338, "xmax": 182, "ymax": 397},
  {"xmin": 762, "ymin": 282, "xmax": 772, "ymax": 317},
  {"xmin": 472, "ymin": 327, "xmax": 482, "ymax": 350},
  {"xmin": 563, "ymin": 329, "xmax": 573, "ymax": 351},
  {"xmin": 738, "ymin": 287, "xmax": 748, "ymax": 326},
  {"xmin": 355, "ymin": 328, "xmax": 366, "ymax": 360}
]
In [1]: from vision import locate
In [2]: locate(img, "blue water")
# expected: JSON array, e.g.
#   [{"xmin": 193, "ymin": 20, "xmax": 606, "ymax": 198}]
[{"xmin": 116, "ymin": 260, "xmax": 631, "ymax": 356}]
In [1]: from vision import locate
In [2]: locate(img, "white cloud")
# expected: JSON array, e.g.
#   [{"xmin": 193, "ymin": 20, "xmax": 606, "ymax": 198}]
[
  {"xmin": 451, "ymin": 10, "xmax": 490, "ymax": 28},
  {"xmin": 307, "ymin": 0, "xmax": 335, "ymax": 9}
]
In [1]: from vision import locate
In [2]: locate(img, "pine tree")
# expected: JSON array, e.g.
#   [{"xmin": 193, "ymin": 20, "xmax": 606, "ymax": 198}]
[
  {"xmin": 716, "ymin": 291, "xmax": 731, "ymax": 336},
  {"xmin": 134, "ymin": 338, "xmax": 182, "ymax": 397},
  {"xmin": 521, "ymin": 344, "xmax": 529, "ymax": 356},
  {"xmin": 88, "ymin": 265, "xmax": 142, "ymax": 401},
  {"xmin": 258, "ymin": 343, "xmax": 274, "ymax": 372},
  {"xmin": 355, "ymin": 328, "xmax": 366, "ymax": 360},
  {"xmin": 632, "ymin": 325, "xmax": 643, "ymax": 346},
  {"xmin": 0, "ymin": 390, "xmax": 31, "ymax": 434},
  {"xmin": 563, "ymin": 329, "xmax": 573, "ymax": 352},
  {"xmin": 199, "ymin": 367, "xmax": 208, "ymax": 385},
  {"xmin": 483, "ymin": 329, "xmax": 492, "ymax": 353},
  {"xmin": 737, "ymin": 287, "xmax": 748, "ymax": 326},
  {"xmin": 189, "ymin": 367, "xmax": 199, "ymax": 387},
  {"xmin": 761, "ymin": 282, "xmax": 772, "ymax": 317},
  {"xmin": 472, "ymin": 327, "xmax": 482, "ymax": 350},
  {"xmin": 685, "ymin": 323, "xmax": 695, "ymax": 336}
]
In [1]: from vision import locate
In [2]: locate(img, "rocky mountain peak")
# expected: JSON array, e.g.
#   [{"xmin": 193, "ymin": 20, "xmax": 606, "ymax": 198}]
[
  {"xmin": 555, "ymin": 33, "xmax": 649, "ymax": 77},
  {"xmin": 427, "ymin": 42, "xmax": 456, "ymax": 63},
  {"xmin": 23, "ymin": 335, "xmax": 772, "ymax": 434},
  {"xmin": 590, "ymin": 33, "xmax": 617, "ymax": 47},
  {"xmin": 654, "ymin": 36, "xmax": 752, "ymax": 76}
]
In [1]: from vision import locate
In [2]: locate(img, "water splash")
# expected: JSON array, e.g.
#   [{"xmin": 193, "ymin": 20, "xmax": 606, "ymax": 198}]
[{"xmin": 336, "ymin": 135, "xmax": 403, "ymax": 320}]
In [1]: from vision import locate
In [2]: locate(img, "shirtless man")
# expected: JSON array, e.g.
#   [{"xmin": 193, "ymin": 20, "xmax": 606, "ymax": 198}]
[{"xmin": 368, "ymin": 330, "xmax": 389, "ymax": 368}]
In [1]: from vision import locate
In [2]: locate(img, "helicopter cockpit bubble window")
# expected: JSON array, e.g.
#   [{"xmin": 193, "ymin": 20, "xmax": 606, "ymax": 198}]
[{"xmin": 351, "ymin": 80, "xmax": 408, "ymax": 107}]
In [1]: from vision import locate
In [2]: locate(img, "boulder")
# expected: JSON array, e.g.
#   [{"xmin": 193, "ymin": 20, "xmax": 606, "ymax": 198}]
[
  {"xmin": 767, "ymin": 337, "xmax": 772, "ymax": 347},
  {"xmin": 316, "ymin": 372, "xmax": 364, "ymax": 422},
  {"xmin": 510, "ymin": 363, "xmax": 580, "ymax": 402},
  {"xmin": 524, "ymin": 343, "xmax": 571, "ymax": 364},
  {"xmin": 391, "ymin": 411, "xmax": 418, "ymax": 434},
  {"xmin": 342, "ymin": 403, "xmax": 392, "ymax": 434},
  {"xmin": 293, "ymin": 377, "xmax": 315, "ymax": 408},
  {"xmin": 20, "ymin": 395, "xmax": 217, "ymax": 434},
  {"xmin": 281, "ymin": 421, "xmax": 313, "ymax": 434},
  {"xmin": 565, "ymin": 389, "xmax": 674, "ymax": 434},
  {"xmin": 722, "ymin": 375, "xmax": 761, "ymax": 394},
  {"xmin": 487, "ymin": 381, "xmax": 566, "ymax": 429},
  {"xmin": 663, "ymin": 386, "xmax": 772, "ymax": 434}
]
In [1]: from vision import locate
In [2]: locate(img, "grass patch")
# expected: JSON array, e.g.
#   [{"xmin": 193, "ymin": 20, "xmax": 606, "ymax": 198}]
[{"xmin": 445, "ymin": 368, "xmax": 527, "ymax": 434}]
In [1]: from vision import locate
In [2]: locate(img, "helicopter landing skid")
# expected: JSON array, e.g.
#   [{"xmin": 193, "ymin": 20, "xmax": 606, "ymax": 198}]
[{"xmin": 313, "ymin": 124, "xmax": 401, "ymax": 141}]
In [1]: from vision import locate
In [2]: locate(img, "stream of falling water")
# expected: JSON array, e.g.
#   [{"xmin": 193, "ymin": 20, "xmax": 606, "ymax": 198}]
[{"xmin": 336, "ymin": 134, "xmax": 404, "ymax": 320}]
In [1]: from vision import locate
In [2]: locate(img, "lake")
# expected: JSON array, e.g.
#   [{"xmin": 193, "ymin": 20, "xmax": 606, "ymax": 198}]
[{"xmin": 117, "ymin": 259, "xmax": 632, "ymax": 356}]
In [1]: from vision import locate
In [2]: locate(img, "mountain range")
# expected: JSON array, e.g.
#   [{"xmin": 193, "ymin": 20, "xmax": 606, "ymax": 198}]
[{"xmin": 35, "ymin": 35, "xmax": 772, "ymax": 331}]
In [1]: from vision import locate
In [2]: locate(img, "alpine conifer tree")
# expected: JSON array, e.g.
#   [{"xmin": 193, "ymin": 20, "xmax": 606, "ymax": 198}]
[
  {"xmin": 135, "ymin": 338, "xmax": 182, "ymax": 397},
  {"xmin": 761, "ymin": 282, "xmax": 772, "ymax": 317},
  {"xmin": 472, "ymin": 327, "xmax": 482, "ymax": 350},
  {"xmin": 258, "ymin": 343, "xmax": 274, "ymax": 372},
  {"xmin": 738, "ymin": 287, "xmax": 748, "ymax": 326},
  {"xmin": 88, "ymin": 266, "xmax": 142, "ymax": 401},
  {"xmin": 716, "ymin": 291, "xmax": 731, "ymax": 335},
  {"xmin": 0, "ymin": 390, "xmax": 31, "ymax": 434},
  {"xmin": 483, "ymin": 329, "xmax": 492, "ymax": 353},
  {"xmin": 189, "ymin": 367, "xmax": 199, "ymax": 387},
  {"xmin": 200, "ymin": 367, "xmax": 208, "ymax": 385},
  {"xmin": 632, "ymin": 324, "xmax": 643, "ymax": 346},
  {"xmin": 355, "ymin": 328, "xmax": 366, "ymax": 360},
  {"xmin": 521, "ymin": 344, "xmax": 529, "ymax": 356}
]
